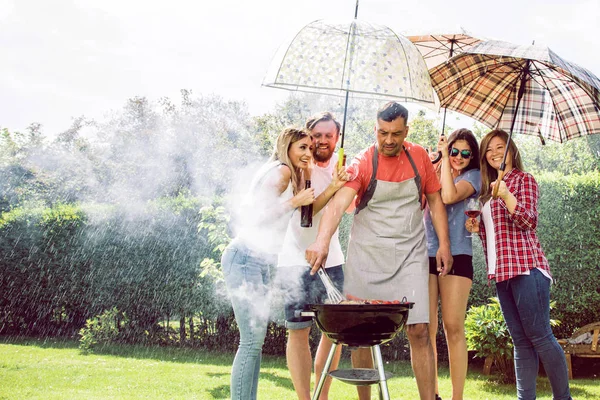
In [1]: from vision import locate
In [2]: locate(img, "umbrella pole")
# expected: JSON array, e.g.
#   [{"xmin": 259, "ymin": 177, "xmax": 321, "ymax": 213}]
[
  {"xmin": 339, "ymin": 0, "xmax": 358, "ymax": 169},
  {"xmin": 338, "ymin": 90, "xmax": 350, "ymax": 168},
  {"xmin": 432, "ymin": 40, "xmax": 456, "ymax": 164},
  {"xmin": 439, "ymin": 39, "xmax": 456, "ymax": 137},
  {"xmin": 493, "ymin": 61, "xmax": 530, "ymax": 198}
]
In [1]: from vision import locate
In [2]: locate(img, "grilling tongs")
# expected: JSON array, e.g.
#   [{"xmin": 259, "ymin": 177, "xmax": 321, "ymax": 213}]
[{"xmin": 317, "ymin": 267, "xmax": 346, "ymax": 304}]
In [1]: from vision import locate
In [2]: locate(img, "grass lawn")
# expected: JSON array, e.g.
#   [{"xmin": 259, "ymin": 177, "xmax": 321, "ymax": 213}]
[{"xmin": 0, "ymin": 337, "xmax": 598, "ymax": 399}]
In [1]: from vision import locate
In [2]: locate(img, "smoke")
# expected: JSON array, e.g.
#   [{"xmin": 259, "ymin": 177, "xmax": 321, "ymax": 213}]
[{"xmin": 11, "ymin": 93, "xmax": 257, "ymax": 210}]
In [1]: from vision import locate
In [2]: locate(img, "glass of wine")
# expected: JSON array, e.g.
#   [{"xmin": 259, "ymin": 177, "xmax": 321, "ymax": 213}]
[{"xmin": 464, "ymin": 198, "xmax": 482, "ymax": 238}]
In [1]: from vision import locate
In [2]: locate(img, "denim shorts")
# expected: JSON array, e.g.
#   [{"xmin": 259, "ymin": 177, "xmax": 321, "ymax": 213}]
[{"xmin": 276, "ymin": 265, "xmax": 344, "ymax": 330}]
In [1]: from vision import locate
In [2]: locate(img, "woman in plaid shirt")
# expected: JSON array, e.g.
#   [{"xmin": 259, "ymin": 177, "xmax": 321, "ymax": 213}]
[{"xmin": 466, "ymin": 129, "xmax": 572, "ymax": 400}]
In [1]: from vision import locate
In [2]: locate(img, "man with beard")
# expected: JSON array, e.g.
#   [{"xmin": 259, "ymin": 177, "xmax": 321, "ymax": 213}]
[{"xmin": 276, "ymin": 111, "xmax": 348, "ymax": 400}]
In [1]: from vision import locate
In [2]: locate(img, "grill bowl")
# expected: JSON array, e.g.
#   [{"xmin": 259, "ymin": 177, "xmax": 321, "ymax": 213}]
[{"xmin": 307, "ymin": 302, "xmax": 413, "ymax": 347}]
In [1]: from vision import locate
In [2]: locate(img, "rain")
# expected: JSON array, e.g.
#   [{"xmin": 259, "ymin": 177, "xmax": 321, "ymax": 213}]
[{"xmin": 1, "ymin": 0, "xmax": 600, "ymax": 398}]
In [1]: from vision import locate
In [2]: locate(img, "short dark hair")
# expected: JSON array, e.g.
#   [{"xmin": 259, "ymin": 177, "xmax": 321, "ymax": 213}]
[
  {"xmin": 377, "ymin": 101, "xmax": 409, "ymax": 123},
  {"xmin": 305, "ymin": 111, "xmax": 341, "ymax": 135}
]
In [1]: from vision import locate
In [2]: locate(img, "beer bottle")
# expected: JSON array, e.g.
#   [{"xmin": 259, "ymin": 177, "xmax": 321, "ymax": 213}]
[{"xmin": 300, "ymin": 180, "xmax": 313, "ymax": 227}]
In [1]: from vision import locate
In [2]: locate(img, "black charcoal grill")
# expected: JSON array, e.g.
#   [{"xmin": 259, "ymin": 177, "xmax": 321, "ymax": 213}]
[{"xmin": 301, "ymin": 301, "xmax": 413, "ymax": 399}]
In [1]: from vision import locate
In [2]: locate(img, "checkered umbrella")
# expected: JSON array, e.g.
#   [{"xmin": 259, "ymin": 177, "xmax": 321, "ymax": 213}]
[
  {"xmin": 430, "ymin": 39, "xmax": 600, "ymax": 194},
  {"xmin": 407, "ymin": 30, "xmax": 482, "ymax": 163},
  {"xmin": 430, "ymin": 40, "xmax": 600, "ymax": 144},
  {"xmin": 263, "ymin": 18, "xmax": 435, "ymax": 164},
  {"xmin": 407, "ymin": 29, "xmax": 481, "ymax": 69}
]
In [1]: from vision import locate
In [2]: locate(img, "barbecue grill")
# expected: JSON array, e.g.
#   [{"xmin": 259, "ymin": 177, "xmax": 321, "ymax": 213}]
[{"xmin": 301, "ymin": 301, "xmax": 413, "ymax": 400}]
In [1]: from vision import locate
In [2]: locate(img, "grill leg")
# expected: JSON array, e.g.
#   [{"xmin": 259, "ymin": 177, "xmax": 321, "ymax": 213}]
[
  {"xmin": 372, "ymin": 345, "xmax": 390, "ymax": 400},
  {"xmin": 312, "ymin": 343, "xmax": 338, "ymax": 400}
]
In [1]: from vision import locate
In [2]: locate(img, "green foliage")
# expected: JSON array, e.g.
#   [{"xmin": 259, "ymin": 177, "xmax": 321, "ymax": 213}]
[
  {"xmin": 78, "ymin": 307, "xmax": 127, "ymax": 354},
  {"xmin": 465, "ymin": 297, "xmax": 515, "ymax": 382},
  {"xmin": 0, "ymin": 203, "xmax": 88, "ymax": 335},
  {"xmin": 198, "ymin": 205, "xmax": 231, "ymax": 260},
  {"xmin": 517, "ymin": 135, "xmax": 600, "ymax": 175},
  {"xmin": 465, "ymin": 297, "xmax": 513, "ymax": 360},
  {"xmin": 196, "ymin": 204, "xmax": 234, "ymax": 320},
  {"xmin": 536, "ymin": 171, "xmax": 600, "ymax": 336},
  {"xmin": 465, "ymin": 297, "xmax": 562, "ymax": 383},
  {"xmin": 407, "ymin": 109, "xmax": 444, "ymax": 150}
]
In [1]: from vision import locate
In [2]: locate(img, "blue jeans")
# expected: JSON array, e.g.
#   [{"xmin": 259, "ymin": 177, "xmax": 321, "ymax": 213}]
[
  {"xmin": 221, "ymin": 240, "xmax": 275, "ymax": 400},
  {"xmin": 277, "ymin": 265, "xmax": 344, "ymax": 330},
  {"xmin": 496, "ymin": 269, "xmax": 571, "ymax": 400}
]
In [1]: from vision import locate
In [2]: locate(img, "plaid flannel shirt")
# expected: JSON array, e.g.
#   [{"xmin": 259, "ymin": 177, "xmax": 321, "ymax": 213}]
[{"xmin": 480, "ymin": 169, "xmax": 550, "ymax": 283}]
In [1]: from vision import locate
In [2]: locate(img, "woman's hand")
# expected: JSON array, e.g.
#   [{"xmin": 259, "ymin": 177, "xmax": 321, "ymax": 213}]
[
  {"xmin": 490, "ymin": 179, "xmax": 510, "ymax": 200},
  {"xmin": 465, "ymin": 217, "xmax": 480, "ymax": 233},
  {"xmin": 437, "ymin": 135, "xmax": 449, "ymax": 158},
  {"xmin": 292, "ymin": 187, "xmax": 315, "ymax": 208}
]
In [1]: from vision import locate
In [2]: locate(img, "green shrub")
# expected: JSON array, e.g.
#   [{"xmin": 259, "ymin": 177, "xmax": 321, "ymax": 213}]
[
  {"xmin": 465, "ymin": 297, "xmax": 514, "ymax": 382},
  {"xmin": 465, "ymin": 297, "xmax": 561, "ymax": 383},
  {"xmin": 78, "ymin": 307, "xmax": 128, "ymax": 354},
  {"xmin": 537, "ymin": 172, "xmax": 600, "ymax": 337}
]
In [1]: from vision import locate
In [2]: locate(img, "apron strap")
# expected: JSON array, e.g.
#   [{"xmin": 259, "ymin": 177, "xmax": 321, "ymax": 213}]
[
  {"xmin": 354, "ymin": 145, "xmax": 423, "ymax": 214},
  {"xmin": 355, "ymin": 145, "xmax": 378, "ymax": 215},
  {"xmin": 403, "ymin": 146, "xmax": 424, "ymax": 209}
]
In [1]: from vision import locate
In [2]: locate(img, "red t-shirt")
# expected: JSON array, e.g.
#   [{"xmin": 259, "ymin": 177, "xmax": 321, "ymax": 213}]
[{"xmin": 345, "ymin": 142, "xmax": 441, "ymax": 206}]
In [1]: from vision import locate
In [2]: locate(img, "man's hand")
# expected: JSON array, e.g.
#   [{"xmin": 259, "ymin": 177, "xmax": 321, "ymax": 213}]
[
  {"xmin": 305, "ymin": 240, "xmax": 330, "ymax": 275},
  {"xmin": 436, "ymin": 245, "xmax": 453, "ymax": 276}
]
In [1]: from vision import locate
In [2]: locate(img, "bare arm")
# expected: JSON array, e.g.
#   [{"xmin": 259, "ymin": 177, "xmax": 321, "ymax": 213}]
[
  {"xmin": 426, "ymin": 190, "xmax": 453, "ymax": 276},
  {"xmin": 311, "ymin": 164, "xmax": 350, "ymax": 215},
  {"xmin": 439, "ymin": 154, "xmax": 476, "ymax": 204},
  {"xmin": 262, "ymin": 165, "xmax": 314, "ymax": 220},
  {"xmin": 306, "ymin": 186, "xmax": 357, "ymax": 274}
]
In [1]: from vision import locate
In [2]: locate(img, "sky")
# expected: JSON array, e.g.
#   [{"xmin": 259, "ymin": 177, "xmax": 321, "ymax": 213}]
[{"xmin": 1, "ymin": 0, "xmax": 599, "ymax": 134}]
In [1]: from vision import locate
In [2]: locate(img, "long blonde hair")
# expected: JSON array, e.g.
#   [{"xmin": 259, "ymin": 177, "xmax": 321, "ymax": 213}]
[
  {"xmin": 270, "ymin": 127, "xmax": 310, "ymax": 195},
  {"xmin": 479, "ymin": 129, "xmax": 525, "ymax": 204}
]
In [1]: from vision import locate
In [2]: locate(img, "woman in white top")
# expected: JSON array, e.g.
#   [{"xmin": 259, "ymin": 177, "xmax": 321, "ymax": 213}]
[{"xmin": 221, "ymin": 127, "xmax": 315, "ymax": 400}]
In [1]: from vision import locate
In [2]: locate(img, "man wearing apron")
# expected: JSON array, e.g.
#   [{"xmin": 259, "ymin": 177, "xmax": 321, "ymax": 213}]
[{"xmin": 306, "ymin": 102, "xmax": 453, "ymax": 400}]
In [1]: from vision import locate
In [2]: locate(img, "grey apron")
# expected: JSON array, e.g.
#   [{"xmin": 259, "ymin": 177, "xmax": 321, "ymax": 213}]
[{"xmin": 344, "ymin": 148, "xmax": 430, "ymax": 325}]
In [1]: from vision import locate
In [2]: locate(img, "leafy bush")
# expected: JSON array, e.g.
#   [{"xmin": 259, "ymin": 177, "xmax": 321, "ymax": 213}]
[
  {"xmin": 78, "ymin": 307, "xmax": 128, "ymax": 354},
  {"xmin": 465, "ymin": 297, "xmax": 515, "ymax": 382},
  {"xmin": 536, "ymin": 172, "xmax": 600, "ymax": 337},
  {"xmin": 465, "ymin": 297, "xmax": 562, "ymax": 383}
]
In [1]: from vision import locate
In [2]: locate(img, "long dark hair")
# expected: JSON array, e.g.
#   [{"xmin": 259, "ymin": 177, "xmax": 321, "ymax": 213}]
[
  {"xmin": 446, "ymin": 128, "xmax": 479, "ymax": 173},
  {"xmin": 479, "ymin": 129, "xmax": 525, "ymax": 204}
]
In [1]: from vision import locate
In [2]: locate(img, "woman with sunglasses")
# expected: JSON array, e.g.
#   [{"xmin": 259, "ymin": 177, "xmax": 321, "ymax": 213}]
[
  {"xmin": 466, "ymin": 129, "xmax": 571, "ymax": 400},
  {"xmin": 424, "ymin": 128, "xmax": 481, "ymax": 400}
]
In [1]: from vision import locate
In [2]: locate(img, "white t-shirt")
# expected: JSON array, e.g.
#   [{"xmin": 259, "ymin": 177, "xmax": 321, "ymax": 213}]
[
  {"xmin": 278, "ymin": 154, "xmax": 344, "ymax": 268},
  {"xmin": 236, "ymin": 161, "xmax": 294, "ymax": 255},
  {"xmin": 482, "ymin": 200, "xmax": 496, "ymax": 276}
]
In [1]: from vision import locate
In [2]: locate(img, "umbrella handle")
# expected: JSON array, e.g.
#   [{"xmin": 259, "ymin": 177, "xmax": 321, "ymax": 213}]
[
  {"xmin": 338, "ymin": 148, "xmax": 346, "ymax": 168},
  {"xmin": 492, "ymin": 169, "xmax": 506, "ymax": 198}
]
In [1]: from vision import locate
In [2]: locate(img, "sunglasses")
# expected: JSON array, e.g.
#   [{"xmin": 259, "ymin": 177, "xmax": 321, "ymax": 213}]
[{"xmin": 450, "ymin": 148, "xmax": 472, "ymax": 159}]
